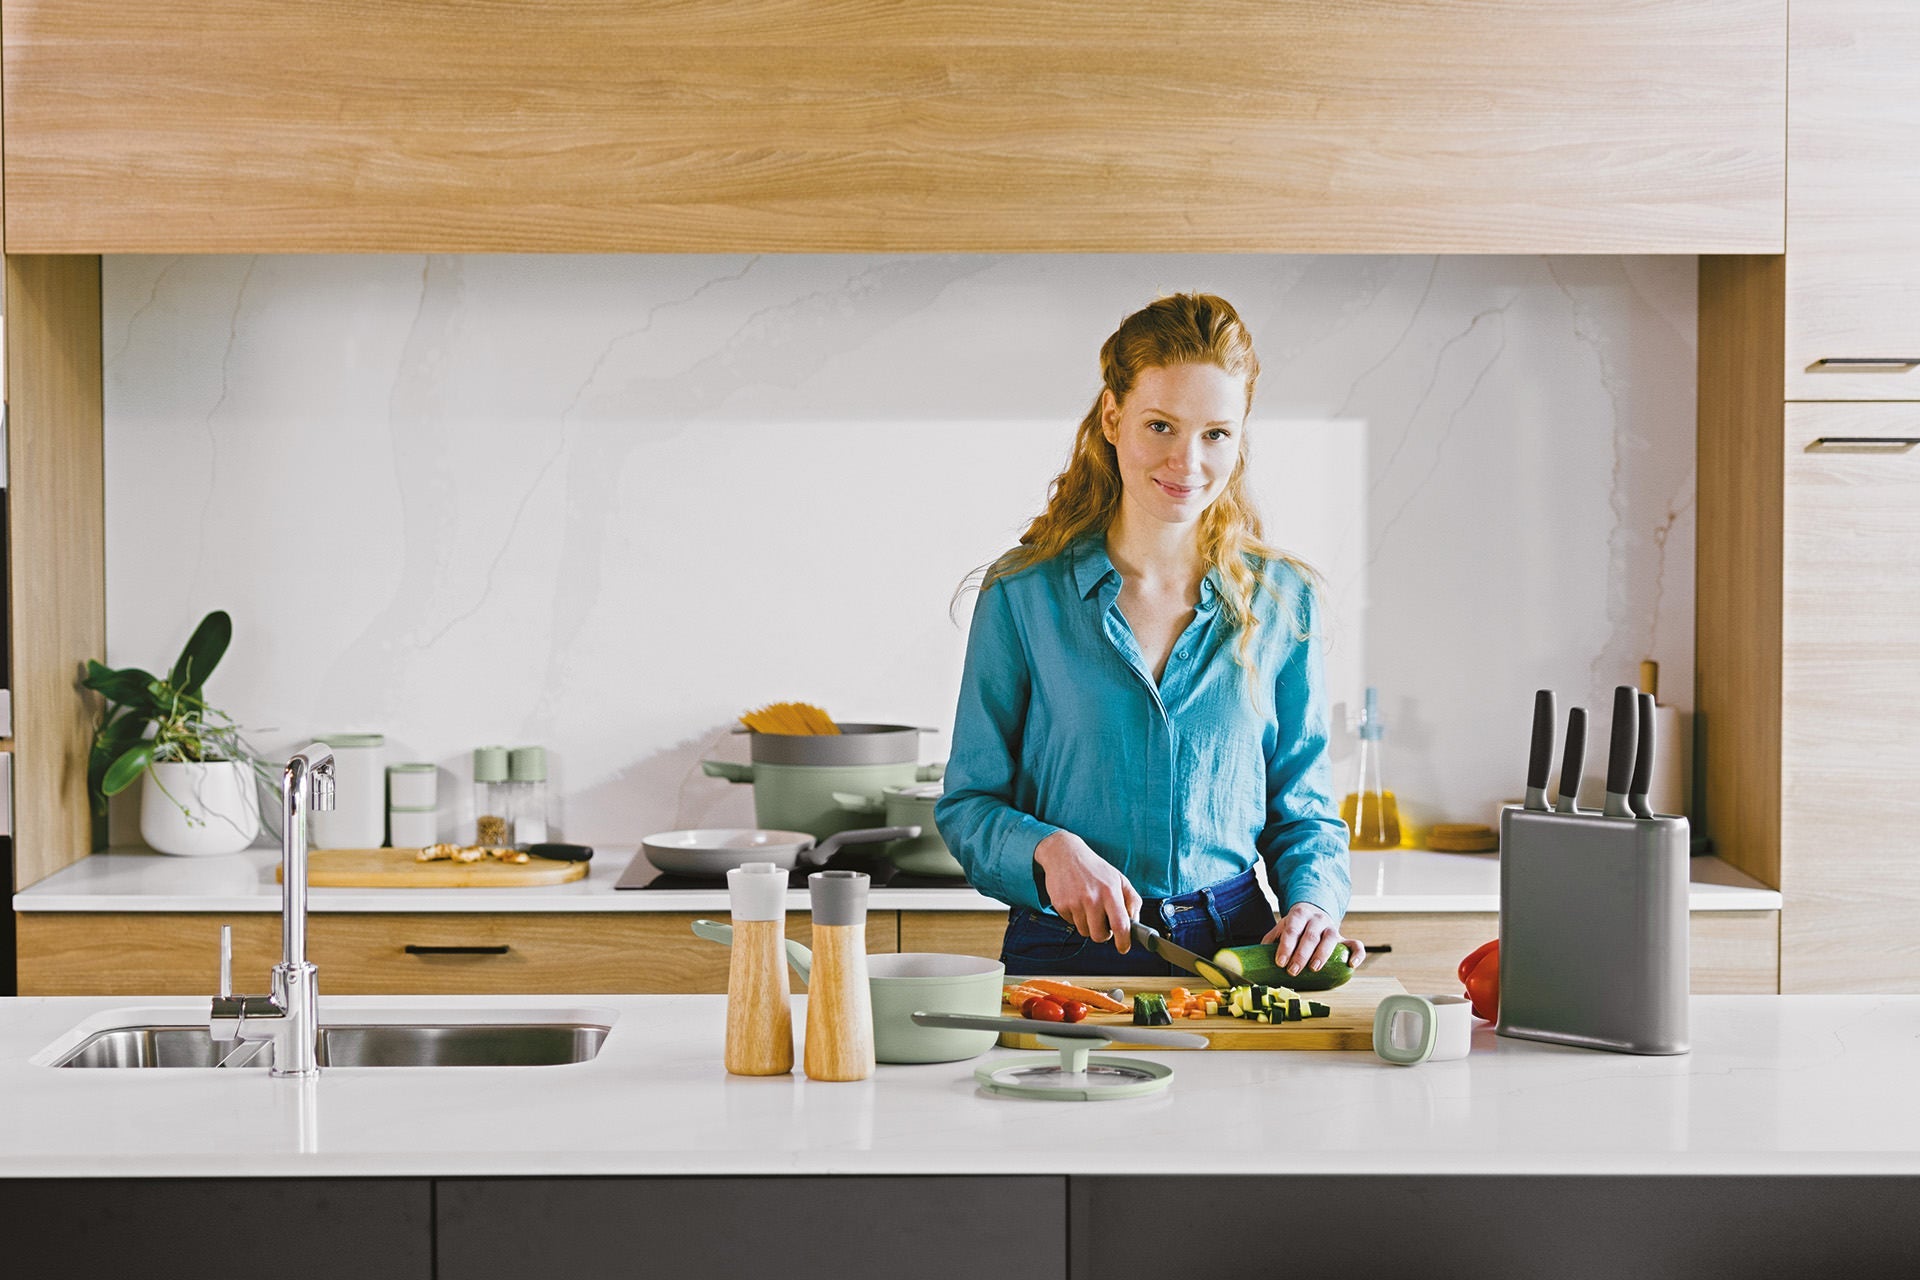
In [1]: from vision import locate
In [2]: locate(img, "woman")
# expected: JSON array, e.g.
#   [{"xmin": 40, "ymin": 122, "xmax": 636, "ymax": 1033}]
[{"xmin": 934, "ymin": 292, "xmax": 1362, "ymax": 979}]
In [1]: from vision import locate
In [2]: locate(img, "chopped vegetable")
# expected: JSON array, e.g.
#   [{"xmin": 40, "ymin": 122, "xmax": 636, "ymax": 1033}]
[
  {"xmin": 1025, "ymin": 997, "xmax": 1066, "ymax": 1022},
  {"xmin": 1131, "ymin": 992, "xmax": 1172, "ymax": 1026},
  {"xmin": 1022, "ymin": 979, "xmax": 1130, "ymax": 1014},
  {"xmin": 1059, "ymin": 1000, "xmax": 1088, "ymax": 1024}
]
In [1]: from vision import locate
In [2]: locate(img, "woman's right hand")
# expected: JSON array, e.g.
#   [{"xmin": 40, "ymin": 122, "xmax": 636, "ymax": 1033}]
[{"xmin": 1033, "ymin": 830, "xmax": 1143, "ymax": 952}]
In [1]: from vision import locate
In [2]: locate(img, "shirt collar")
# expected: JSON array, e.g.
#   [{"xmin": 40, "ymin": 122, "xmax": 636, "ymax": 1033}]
[
  {"xmin": 1070, "ymin": 537, "xmax": 1119, "ymax": 600},
  {"xmin": 1071, "ymin": 536, "xmax": 1226, "ymax": 610}
]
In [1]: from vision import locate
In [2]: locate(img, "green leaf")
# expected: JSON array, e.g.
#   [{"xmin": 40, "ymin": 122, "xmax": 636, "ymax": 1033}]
[
  {"xmin": 170, "ymin": 610, "xmax": 232, "ymax": 699},
  {"xmin": 89, "ymin": 712, "xmax": 154, "ymax": 813},
  {"xmin": 101, "ymin": 742, "xmax": 155, "ymax": 797},
  {"xmin": 82, "ymin": 661, "xmax": 161, "ymax": 710}
]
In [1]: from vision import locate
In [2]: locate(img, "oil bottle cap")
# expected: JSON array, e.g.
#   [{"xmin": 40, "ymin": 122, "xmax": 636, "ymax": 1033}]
[{"xmin": 1359, "ymin": 687, "xmax": 1385, "ymax": 741}]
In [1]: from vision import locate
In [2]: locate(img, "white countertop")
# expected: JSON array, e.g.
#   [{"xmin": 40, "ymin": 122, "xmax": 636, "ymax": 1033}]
[
  {"xmin": 0, "ymin": 992, "xmax": 1910, "ymax": 1178},
  {"xmin": 12, "ymin": 846, "xmax": 1781, "ymax": 914}
]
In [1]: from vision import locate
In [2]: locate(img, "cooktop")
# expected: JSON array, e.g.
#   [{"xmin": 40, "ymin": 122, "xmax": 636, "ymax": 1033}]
[{"xmin": 614, "ymin": 846, "xmax": 973, "ymax": 891}]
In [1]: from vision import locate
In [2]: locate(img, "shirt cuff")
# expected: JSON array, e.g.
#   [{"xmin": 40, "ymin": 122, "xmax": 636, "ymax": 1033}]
[{"xmin": 997, "ymin": 816, "xmax": 1061, "ymax": 913}]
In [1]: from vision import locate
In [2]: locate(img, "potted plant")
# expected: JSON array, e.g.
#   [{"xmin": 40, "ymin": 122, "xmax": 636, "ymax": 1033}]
[{"xmin": 84, "ymin": 610, "xmax": 272, "ymax": 856}]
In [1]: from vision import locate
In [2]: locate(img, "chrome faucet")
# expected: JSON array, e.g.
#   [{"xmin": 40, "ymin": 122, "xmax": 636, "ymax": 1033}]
[{"xmin": 210, "ymin": 743, "xmax": 337, "ymax": 1077}]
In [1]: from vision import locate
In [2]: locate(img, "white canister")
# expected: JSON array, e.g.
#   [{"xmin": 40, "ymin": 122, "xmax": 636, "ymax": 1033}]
[
  {"xmin": 388, "ymin": 808, "xmax": 439, "ymax": 848},
  {"xmin": 387, "ymin": 762, "xmax": 438, "ymax": 811},
  {"xmin": 309, "ymin": 733, "xmax": 386, "ymax": 849}
]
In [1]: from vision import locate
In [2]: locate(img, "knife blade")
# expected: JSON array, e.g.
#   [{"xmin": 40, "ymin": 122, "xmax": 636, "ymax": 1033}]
[
  {"xmin": 1603, "ymin": 684, "xmax": 1639, "ymax": 818},
  {"xmin": 1555, "ymin": 706, "xmax": 1587, "ymax": 814},
  {"xmin": 1129, "ymin": 921, "xmax": 1239, "ymax": 990},
  {"xmin": 1629, "ymin": 691, "xmax": 1657, "ymax": 819},
  {"xmin": 1525, "ymin": 689, "xmax": 1556, "ymax": 812}
]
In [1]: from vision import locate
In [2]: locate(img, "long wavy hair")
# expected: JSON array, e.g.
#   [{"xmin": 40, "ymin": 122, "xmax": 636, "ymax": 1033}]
[{"xmin": 962, "ymin": 292, "xmax": 1317, "ymax": 677}]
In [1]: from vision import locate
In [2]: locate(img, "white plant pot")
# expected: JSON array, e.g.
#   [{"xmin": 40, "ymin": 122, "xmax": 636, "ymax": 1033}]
[{"xmin": 139, "ymin": 760, "xmax": 262, "ymax": 856}]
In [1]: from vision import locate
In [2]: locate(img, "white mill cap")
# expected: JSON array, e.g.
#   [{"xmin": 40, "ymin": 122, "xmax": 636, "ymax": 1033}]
[{"xmin": 726, "ymin": 862, "xmax": 789, "ymax": 922}]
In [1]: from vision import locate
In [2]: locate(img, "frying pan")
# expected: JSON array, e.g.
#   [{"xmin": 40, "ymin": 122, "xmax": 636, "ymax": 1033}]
[{"xmin": 639, "ymin": 824, "xmax": 918, "ymax": 876}]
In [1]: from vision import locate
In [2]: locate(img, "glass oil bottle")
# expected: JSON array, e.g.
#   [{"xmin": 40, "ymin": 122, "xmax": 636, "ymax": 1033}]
[{"xmin": 1341, "ymin": 686, "xmax": 1403, "ymax": 850}]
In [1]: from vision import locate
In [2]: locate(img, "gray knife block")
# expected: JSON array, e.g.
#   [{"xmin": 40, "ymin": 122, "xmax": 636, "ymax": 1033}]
[{"xmin": 1496, "ymin": 807, "xmax": 1690, "ymax": 1055}]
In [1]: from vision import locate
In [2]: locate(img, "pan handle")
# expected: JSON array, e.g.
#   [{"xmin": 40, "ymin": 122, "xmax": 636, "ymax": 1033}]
[
  {"xmin": 691, "ymin": 918, "xmax": 813, "ymax": 983},
  {"xmin": 699, "ymin": 761, "xmax": 755, "ymax": 784},
  {"xmin": 804, "ymin": 825, "xmax": 921, "ymax": 864}
]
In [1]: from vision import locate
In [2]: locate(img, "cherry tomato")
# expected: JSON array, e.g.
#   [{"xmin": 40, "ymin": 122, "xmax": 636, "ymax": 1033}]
[
  {"xmin": 1059, "ymin": 1000, "xmax": 1088, "ymax": 1023},
  {"xmin": 1026, "ymin": 997, "xmax": 1066, "ymax": 1022},
  {"xmin": 1458, "ymin": 939, "xmax": 1499, "ymax": 987}
]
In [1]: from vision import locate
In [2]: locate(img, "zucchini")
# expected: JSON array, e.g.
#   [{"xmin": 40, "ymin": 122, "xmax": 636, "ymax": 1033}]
[
  {"xmin": 1132, "ymin": 992, "xmax": 1172, "ymax": 1027},
  {"xmin": 1211, "ymin": 941, "xmax": 1356, "ymax": 992}
]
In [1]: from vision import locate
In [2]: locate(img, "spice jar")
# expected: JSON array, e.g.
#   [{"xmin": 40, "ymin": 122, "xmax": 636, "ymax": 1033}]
[
  {"xmin": 471, "ymin": 745, "xmax": 514, "ymax": 848},
  {"xmin": 508, "ymin": 745, "xmax": 549, "ymax": 847}
]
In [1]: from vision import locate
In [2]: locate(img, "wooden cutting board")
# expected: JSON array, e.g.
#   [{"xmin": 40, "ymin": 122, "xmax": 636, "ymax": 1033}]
[
  {"xmin": 276, "ymin": 848, "xmax": 589, "ymax": 888},
  {"xmin": 998, "ymin": 974, "xmax": 1406, "ymax": 1051}
]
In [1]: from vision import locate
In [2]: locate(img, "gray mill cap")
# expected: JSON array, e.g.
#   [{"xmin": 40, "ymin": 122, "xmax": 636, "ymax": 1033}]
[{"xmin": 807, "ymin": 869, "xmax": 870, "ymax": 926}]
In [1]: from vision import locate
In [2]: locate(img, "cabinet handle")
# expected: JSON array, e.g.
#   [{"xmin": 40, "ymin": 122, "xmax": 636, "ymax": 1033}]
[
  {"xmin": 1809, "ymin": 437, "xmax": 1920, "ymax": 450},
  {"xmin": 1811, "ymin": 358, "xmax": 1920, "ymax": 368},
  {"xmin": 404, "ymin": 943, "xmax": 511, "ymax": 955}
]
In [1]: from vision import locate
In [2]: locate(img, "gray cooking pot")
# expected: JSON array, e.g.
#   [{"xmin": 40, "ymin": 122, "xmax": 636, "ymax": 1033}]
[{"xmin": 700, "ymin": 724, "xmax": 944, "ymax": 841}]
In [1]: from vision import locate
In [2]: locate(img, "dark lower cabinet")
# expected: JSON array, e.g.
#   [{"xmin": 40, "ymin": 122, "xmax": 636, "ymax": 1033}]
[
  {"xmin": 435, "ymin": 1176, "xmax": 1065, "ymax": 1280},
  {"xmin": 1072, "ymin": 1177, "xmax": 1920, "ymax": 1280},
  {"xmin": 0, "ymin": 1178, "xmax": 432, "ymax": 1278}
]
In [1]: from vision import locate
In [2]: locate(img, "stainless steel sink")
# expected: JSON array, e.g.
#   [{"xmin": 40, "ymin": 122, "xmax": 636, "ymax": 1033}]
[{"xmin": 54, "ymin": 1021, "xmax": 609, "ymax": 1069}]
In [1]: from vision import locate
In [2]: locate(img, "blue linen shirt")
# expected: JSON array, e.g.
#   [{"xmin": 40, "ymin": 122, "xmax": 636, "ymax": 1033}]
[{"xmin": 934, "ymin": 537, "xmax": 1351, "ymax": 921}]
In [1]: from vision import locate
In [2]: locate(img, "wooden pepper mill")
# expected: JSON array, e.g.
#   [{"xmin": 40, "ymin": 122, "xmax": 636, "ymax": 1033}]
[
  {"xmin": 804, "ymin": 869, "xmax": 875, "ymax": 1082},
  {"xmin": 724, "ymin": 861, "xmax": 794, "ymax": 1076}
]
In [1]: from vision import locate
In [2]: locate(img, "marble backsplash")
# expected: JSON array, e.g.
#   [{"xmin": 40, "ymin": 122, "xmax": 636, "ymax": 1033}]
[{"xmin": 101, "ymin": 254, "xmax": 1695, "ymax": 851}]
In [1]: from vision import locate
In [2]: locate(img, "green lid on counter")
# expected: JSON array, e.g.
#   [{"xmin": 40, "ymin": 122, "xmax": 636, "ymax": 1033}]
[
  {"xmin": 472, "ymin": 745, "xmax": 510, "ymax": 782},
  {"xmin": 509, "ymin": 746, "xmax": 547, "ymax": 782}
]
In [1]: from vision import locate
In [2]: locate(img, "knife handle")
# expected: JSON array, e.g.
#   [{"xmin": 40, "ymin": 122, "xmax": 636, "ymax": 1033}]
[
  {"xmin": 1525, "ymin": 690, "xmax": 1556, "ymax": 809},
  {"xmin": 1604, "ymin": 685, "xmax": 1639, "ymax": 816},
  {"xmin": 1555, "ymin": 706, "xmax": 1587, "ymax": 812},
  {"xmin": 1629, "ymin": 691, "xmax": 1657, "ymax": 818}
]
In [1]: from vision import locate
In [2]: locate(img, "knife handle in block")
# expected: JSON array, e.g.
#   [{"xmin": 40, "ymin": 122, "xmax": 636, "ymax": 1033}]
[
  {"xmin": 1525, "ymin": 690, "xmax": 1556, "ymax": 811},
  {"xmin": 1556, "ymin": 707, "xmax": 1587, "ymax": 813},
  {"xmin": 1629, "ymin": 691, "xmax": 1657, "ymax": 819},
  {"xmin": 1604, "ymin": 685, "xmax": 1639, "ymax": 818}
]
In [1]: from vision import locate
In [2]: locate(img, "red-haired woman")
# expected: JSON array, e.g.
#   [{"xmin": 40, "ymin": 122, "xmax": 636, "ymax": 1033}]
[{"xmin": 935, "ymin": 293, "xmax": 1363, "ymax": 979}]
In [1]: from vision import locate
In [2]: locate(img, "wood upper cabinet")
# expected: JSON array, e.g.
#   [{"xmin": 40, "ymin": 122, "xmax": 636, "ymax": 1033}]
[
  {"xmin": 1781, "ymin": 406, "xmax": 1920, "ymax": 992},
  {"xmin": 1786, "ymin": 0, "xmax": 1920, "ymax": 398},
  {"xmin": 0, "ymin": 0, "xmax": 1784, "ymax": 253}
]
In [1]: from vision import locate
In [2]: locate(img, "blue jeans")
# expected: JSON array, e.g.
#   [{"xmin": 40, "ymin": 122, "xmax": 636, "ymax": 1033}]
[{"xmin": 999, "ymin": 867, "xmax": 1275, "ymax": 977}]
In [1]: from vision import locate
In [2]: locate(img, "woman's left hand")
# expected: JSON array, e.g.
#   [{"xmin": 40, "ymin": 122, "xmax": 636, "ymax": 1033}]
[{"xmin": 1261, "ymin": 904, "xmax": 1366, "ymax": 978}]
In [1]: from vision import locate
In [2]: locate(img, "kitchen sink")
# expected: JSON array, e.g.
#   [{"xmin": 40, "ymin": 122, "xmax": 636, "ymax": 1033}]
[{"xmin": 53, "ymin": 1021, "xmax": 610, "ymax": 1069}]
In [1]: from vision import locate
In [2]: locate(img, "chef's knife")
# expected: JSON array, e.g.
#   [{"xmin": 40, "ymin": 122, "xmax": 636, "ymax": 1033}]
[
  {"xmin": 1629, "ymin": 691, "xmax": 1657, "ymax": 819},
  {"xmin": 1524, "ymin": 689, "xmax": 1556, "ymax": 812},
  {"xmin": 1128, "ymin": 921, "xmax": 1239, "ymax": 990},
  {"xmin": 1555, "ymin": 706, "xmax": 1587, "ymax": 814},
  {"xmin": 1603, "ymin": 685, "xmax": 1639, "ymax": 818}
]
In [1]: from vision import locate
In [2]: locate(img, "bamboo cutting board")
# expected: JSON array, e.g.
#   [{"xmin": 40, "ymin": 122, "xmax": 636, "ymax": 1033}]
[
  {"xmin": 998, "ymin": 975, "xmax": 1406, "ymax": 1051},
  {"xmin": 276, "ymin": 848, "xmax": 589, "ymax": 888}
]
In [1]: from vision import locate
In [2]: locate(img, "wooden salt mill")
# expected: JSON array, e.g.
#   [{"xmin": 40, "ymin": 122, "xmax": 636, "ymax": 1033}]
[
  {"xmin": 724, "ymin": 861, "xmax": 794, "ymax": 1076},
  {"xmin": 804, "ymin": 869, "xmax": 875, "ymax": 1081}
]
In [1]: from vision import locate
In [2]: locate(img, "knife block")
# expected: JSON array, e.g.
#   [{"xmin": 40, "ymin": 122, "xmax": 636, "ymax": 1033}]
[{"xmin": 1496, "ymin": 807, "xmax": 1690, "ymax": 1055}]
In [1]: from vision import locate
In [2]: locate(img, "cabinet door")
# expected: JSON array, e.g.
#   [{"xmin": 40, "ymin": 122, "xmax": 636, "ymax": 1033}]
[
  {"xmin": 1, "ymin": 0, "xmax": 1782, "ymax": 252},
  {"xmin": 15, "ymin": 911, "xmax": 898, "ymax": 994},
  {"xmin": 1782, "ymin": 406, "xmax": 1920, "ymax": 991},
  {"xmin": 1785, "ymin": 0, "xmax": 1920, "ymax": 398}
]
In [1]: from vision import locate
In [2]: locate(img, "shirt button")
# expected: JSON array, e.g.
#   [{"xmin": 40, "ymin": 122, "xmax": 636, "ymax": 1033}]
[{"xmin": 1177, "ymin": 650, "xmax": 1189, "ymax": 660}]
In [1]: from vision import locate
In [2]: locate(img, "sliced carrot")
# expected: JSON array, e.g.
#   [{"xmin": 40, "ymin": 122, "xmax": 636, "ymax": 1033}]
[
  {"xmin": 1186, "ymin": 1009, "xmax": 1207, "ymax": 1019},
  {"xmin": 1169, "ymin": 986, "xmax": 1191, "ymax": 1006},
  {"xmin": 1021, "ymin": 979, "xmax": 1130, "ymax": 1014},
  {"xmin": 1002, "ymin": 984, "xmax": 1051, "ymax": 1008}
]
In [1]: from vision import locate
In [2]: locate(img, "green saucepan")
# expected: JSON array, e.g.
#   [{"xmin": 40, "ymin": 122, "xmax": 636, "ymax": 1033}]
[{"xmin": 691, "ymin": 919, "xmax": 1003, "ymax": 1064}]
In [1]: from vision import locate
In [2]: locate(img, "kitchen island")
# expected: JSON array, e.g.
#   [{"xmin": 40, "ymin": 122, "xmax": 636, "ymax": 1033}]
[{"xmin": 1, "ymin": 992, "xmax": 1915, "ymax": 1277}]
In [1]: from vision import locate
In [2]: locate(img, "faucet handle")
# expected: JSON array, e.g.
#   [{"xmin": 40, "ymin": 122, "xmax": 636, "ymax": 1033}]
[{"xmin": 218, "ymin": 924, "xmax": 233, "ymax": 999}]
